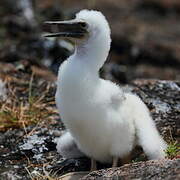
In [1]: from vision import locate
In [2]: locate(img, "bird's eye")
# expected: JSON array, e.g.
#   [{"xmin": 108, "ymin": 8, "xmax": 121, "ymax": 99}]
[{"xmin": 80, "ymin": 22, "xmax": 88, "ymax": 29}]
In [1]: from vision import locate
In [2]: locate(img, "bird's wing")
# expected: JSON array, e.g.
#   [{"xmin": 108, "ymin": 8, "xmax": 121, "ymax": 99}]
[
  {"xmin": 100, "ymin": 79, "xmax": 126, "ymax": 109},
  {"xmin": 103, "ymin": 80, "xmax": 126, "ymax": 109}
]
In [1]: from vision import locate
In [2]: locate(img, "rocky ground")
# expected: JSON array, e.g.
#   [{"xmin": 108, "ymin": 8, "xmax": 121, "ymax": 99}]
[
  {"xmin": 0, "ymin": 63, "xmax": 179, "ymax": 179},
  {"xmin": 0, "ymin": 0, "xmax": 180, "ymax": 179}
]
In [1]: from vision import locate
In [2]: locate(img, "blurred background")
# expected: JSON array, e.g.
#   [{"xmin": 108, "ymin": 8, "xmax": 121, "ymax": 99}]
[{"xmin": 0, "ymin": 0, "xmax": 180, "ymax": 83}]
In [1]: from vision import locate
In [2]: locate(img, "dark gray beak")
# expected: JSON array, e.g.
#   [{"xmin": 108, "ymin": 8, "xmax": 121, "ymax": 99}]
[{"xmin": 43, "ymin": 20, "xmax": 88, "ymax": 38}]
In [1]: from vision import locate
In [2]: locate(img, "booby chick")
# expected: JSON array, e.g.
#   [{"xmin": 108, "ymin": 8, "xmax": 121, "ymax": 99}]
[{"xmin": 44, "ymin": 9, "xmax": 167, "ymax": 169}]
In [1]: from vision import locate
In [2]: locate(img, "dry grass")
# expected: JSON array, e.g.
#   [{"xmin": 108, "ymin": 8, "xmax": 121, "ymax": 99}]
[
  {"xmin": 0, "ymin": 72, "xmax": 57, "ymax": 131},
  {"xmin": 25, "ymin": 162, "xmax": 65, "ymax": 180},
  {"xmin": 26, "ymin": 166, "xmax": 57, "ymax": 180},
  {"xmin": 0, "ymin": 96, "xmax": 50, "ymax": 131}
]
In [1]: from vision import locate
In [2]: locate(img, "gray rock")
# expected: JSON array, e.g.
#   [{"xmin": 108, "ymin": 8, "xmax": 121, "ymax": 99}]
[{"xmin": 82, "ymin": 159, "xmax": 180, "ymax": 180}]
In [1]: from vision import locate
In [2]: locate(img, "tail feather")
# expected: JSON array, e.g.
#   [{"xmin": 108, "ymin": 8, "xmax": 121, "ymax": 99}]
[{"xmin": 134, "ymin": 107, "xmax": 167, "ymax": 159}]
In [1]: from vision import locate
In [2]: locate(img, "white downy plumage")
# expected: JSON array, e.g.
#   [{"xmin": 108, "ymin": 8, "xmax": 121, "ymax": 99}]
[
  {"xmin": 55, "ymin": 10, "xmax": 167, "ymax": 164},
  {"xmin": 56, "ymin": 131, "xmax": 84, "ymax": 159}
]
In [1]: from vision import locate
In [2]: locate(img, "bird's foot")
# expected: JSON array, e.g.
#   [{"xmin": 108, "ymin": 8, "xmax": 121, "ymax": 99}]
[
  {"xmin": 112, "ymin": 157, "xmax": 119, "ymax": 167},
  {"xmin": 112, "ymin": 154, "xmax": 131, "ymax": 167}
]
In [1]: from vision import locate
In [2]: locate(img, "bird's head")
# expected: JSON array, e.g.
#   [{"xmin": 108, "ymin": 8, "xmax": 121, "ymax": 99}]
[{"xmin": 43, "ymin": 9, "xmax": 111, "ymax": 45}]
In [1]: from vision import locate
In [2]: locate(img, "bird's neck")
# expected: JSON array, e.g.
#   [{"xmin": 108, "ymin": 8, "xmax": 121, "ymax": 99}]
[
  {"xmin": 62, "ymin": 31, "xmax": 111, "ymax": 91},
  {"xmin": 73, "ymin": 32, "xmax": 111, "ymax": 73}
]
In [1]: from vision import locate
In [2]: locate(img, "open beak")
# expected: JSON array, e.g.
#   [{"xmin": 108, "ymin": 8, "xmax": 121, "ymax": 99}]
[{"xmin": 43, "ymin": 20, "xmax": 88, "ymax": 39}]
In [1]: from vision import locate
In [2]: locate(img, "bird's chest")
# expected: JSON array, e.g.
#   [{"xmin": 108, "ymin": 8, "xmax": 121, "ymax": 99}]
[
  {"xmin": 57, "ymin": 81, "xmax": 96, "ymax": 116},
  {"xmin": 56, "ymin": 67, "xmax": 99, "ymax": 118},
  {"xmin": 56, "ymin": 78, "xmax": 108, "ymax": 141}
]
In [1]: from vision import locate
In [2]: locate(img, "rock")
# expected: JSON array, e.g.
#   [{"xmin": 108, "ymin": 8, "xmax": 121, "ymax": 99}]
[
  {"xmin": 19, "ymin": 133, "xmax": 56, "ymax": 161},
  {"xmin": 82, "ymin": 159, "xmax": 180, "ymax": 180},
  {"xmin": 57, "ymin": 172, "xmax": 89, "ymax": 180},
  {"xmin": 0, "ymin": 124, "xmax": 61, "ymax": 180},
  {"xmin": 50, "ymin": 158, "xmax": 91, "ymax": 175}
]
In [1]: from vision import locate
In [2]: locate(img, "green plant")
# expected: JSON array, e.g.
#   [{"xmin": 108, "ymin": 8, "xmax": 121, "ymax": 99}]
[{"xmin": 165, "ymin": 141, "xmax": 180, "ymax": 159}]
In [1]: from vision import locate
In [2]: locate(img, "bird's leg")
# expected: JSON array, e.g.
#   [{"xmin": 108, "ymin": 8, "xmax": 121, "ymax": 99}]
[
  {"xmin": 112, "ymin": 157, "xmax": 119, "ymax": 167},
  {"xmin": 121, "ymin": 154, "xmax": 131, "ymax": 165},
  {"xmin": 90, "ymin": 158, "xmax": 97, "ymax": 171}
]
